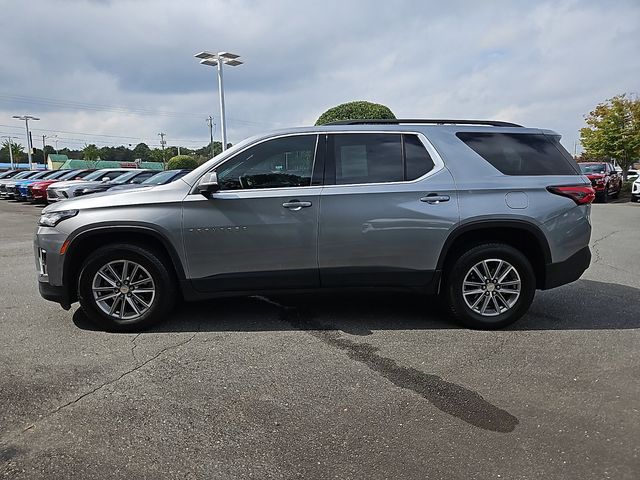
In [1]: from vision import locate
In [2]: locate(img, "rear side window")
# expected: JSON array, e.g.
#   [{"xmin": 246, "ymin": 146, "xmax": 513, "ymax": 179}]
[
  {"xmin": 329, "ymin": 133, "xmax": 435, "ymax": 185},
  {"xmin": 456, "ymin": 132, "xmax": 579, "ymax": 175}
]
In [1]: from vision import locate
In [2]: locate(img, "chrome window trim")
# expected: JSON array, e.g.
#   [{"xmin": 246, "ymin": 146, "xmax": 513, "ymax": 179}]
[{"xmin": 190, "ymin": 130, "xmax": 444, "ymax": 194}]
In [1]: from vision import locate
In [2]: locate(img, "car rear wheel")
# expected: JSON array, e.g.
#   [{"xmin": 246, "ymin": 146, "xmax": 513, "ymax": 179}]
[
  {"xmin": 77, "ymin": 244, "xmax": 176, "ymax": 332},
  {"xmin": 444, "ymin": 243, "xmax": 535, "ymax": 329}
]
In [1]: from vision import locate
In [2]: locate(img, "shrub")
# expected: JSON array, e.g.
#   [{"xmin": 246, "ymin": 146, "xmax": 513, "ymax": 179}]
[
  {"xmin": 315, "ymin": 100, "xmax": 396, "ymax": 125},
  {"xmin": 166, "ymin": 155, "xmax": 198, "ymax": 170}
]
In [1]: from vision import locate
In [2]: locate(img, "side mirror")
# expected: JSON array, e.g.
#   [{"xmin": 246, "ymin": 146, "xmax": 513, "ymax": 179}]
[
  {"xmin": 101, "ymin": 177, "xmax": 110, "ymax": 182},
  {"xmin": 196, "ymin": 171, "xmax": 220, "ymax": 197}
]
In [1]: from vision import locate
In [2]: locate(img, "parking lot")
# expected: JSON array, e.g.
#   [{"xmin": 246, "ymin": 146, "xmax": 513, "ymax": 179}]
[{"xmin": 0, "ymin": 199, "xmax": 639, "ymax": 479}]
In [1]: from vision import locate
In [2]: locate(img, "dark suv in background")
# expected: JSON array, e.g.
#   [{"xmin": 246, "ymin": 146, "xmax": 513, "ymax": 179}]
[{"xmin": 35, "ymin": 119, "xmax": 594, "ymax": 332}]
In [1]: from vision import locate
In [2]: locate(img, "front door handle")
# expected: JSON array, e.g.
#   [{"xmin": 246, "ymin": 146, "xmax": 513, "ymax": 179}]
[
  {"xmin": 420, "ymin": 193, "xmax": 450, "ymax": 204},
  {"xmin": 282, "ymin": 200, "xmax": 312, "ymax": 210}
]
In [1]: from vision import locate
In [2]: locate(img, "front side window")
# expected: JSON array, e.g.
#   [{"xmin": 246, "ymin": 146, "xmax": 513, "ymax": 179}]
[
  {"xmin": 216, "ymin": 135, "xmax": 316, "ymax": 190},
  {"xmin": 329, "ymin": 133, "xmax": 434, "ymax": 185}
]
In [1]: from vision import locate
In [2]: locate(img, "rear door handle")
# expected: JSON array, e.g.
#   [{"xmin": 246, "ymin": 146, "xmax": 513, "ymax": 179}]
[
  {"xmin": 420, "ymin": 194, "xmax": 450, "ymax": 204},
  {"xmin": 282, "ymin": 200, "xmax": 312, "ymax": 210}
]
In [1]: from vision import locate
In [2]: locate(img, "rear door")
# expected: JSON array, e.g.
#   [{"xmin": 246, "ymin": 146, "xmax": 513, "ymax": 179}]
[{"xmin": 318, "ymin": 132, "xmax": 458, "ymax": 288}]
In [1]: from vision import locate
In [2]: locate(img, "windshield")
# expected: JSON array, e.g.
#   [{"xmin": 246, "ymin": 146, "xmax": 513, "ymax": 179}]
[
  {"xmin": 579, "ymin": 164, "xmax": 605, "ymax": 174},
  {"xmin": 110, "ymin": 171, "xmax": 141, "ymax": 184},
  {"xmin": 58, "ymin": 170, "xmax": 82, "ymax": 180},
  {"xmin": 12, "ymin": 171, "xmax": 36, "ymax": 179},
  {"xmin": 0, "ymin": 170, "xmax": 18, "ymax": 179},
  {"xmin": 141, "ymin": 170, "xmax": 176, "ymax": 185},
  {"xmin": 45, "ymin": 169, "xmax": 74, "ymax": 180},
  {"xmin": 29, "ymin": 170, "xmax": 55, "ymax": 180},
  {"xmin": 82, "ymin": 169, "xmax": 112, "ymax": 181}
]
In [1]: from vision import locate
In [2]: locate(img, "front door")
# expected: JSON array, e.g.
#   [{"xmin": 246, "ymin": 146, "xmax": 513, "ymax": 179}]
[
  {"xmin": 318, "ymin": 132, "xmax": 459, "ymax": 288},
  {"xmin": 182, "ymin": 134, "xmax": 322, "ymax": 293}
]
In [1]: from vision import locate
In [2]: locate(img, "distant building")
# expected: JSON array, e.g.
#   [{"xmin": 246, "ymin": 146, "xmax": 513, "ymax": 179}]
[{"xmin": 47, "ymin": 154, "xmax": 70, "ymax": 170}]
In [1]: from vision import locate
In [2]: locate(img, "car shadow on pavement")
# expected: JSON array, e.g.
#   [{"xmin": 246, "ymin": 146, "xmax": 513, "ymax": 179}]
[{"xmin": 73, "ymin": 279, "xmax": 640, "ymax": 334}]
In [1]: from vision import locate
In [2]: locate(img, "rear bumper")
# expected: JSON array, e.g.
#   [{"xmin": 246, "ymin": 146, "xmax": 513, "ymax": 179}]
[{"xmin": 542, "ymin": 246, "xmax": 591, "ymax": 289}]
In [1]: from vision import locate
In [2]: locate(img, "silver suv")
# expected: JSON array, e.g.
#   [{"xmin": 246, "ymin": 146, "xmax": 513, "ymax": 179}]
[{"xmin": 34, "ymin": 119, "xmax": 594, "ymax": 331}]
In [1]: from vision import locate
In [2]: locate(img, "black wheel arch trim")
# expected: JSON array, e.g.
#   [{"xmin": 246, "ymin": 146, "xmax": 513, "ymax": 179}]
[
  {"xmin": 436, "ymin": 218, "xmax": 552, "ymax": 271},
  {"xmin": 63, "ymin": 223, "xmax": 187, "ymax": 286}
]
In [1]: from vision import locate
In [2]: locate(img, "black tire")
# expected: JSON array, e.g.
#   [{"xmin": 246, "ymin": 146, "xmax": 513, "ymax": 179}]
[
  {"xmin": 77, "ymin": 244, "xmax": 176, "ymax": 332},
  {"xmin": 597, "ymin": 189, "xmax": 608, "ymax": 203},
  {"xmin": 611, "ymin": 186, "xmax": 620, "ymax": 199},
  {"xmin": 444, "ymin": 243, "xmax": 536, "ymax": 329}
]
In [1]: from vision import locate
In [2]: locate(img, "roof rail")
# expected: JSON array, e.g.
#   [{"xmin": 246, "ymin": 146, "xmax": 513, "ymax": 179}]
[{"xmin": 326, "ymin": 119, "xmax": 523, "ymax": 127}]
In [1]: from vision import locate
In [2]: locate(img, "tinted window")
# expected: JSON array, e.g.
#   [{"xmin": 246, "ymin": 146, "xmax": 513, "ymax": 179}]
[
  {"xmin": 404, "ymin": 134, "xmax": 435, "ymax": 180},
  {"xmin": 332, "ymin": 134, "xmax": 403, "ymax": 184},
  {"xmin": 217, "ymin": 135, "xmax": 316, "ymax": 190},
  {"xmin": 579, "ymin": 164, "xmax": 606, "ymax": 174},
  {"xmin": 456, "ymin": 132, "xmax": 579, "ymax": 175},
  {"xmin": 103, "ymin": 171, "xmax": 131, "ymax": 181}
]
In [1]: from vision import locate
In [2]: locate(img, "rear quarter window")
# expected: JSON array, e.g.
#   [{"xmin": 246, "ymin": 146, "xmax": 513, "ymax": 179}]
[{"xmin": 456, "ymin": 132, "xmax": 580, "ymax": 175}]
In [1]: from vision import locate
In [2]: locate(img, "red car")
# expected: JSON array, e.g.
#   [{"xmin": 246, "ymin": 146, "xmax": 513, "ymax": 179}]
[
  {"xmin": 28, "ymin": 169, "xmax": 96, "ymax": 204},
  {"xmin": 578, "ymin": 162, "xmax": 622, "ymax": 203}
]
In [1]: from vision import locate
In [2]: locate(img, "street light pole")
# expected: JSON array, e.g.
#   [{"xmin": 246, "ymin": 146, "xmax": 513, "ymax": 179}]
[
  {"xmin": 195, "ymin": 51, "xmax": 243, "ymax": 152},
  {"xmin": 12, "ymin": 115, "xmax": 40, "ymax": 170}
]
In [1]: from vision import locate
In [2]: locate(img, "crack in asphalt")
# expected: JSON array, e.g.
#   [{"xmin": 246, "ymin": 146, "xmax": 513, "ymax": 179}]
[
  {"xmin": 130, "ymin": 333, "xmax": 141, "ymax": 363},
  {"xmin": 256, "ymin": 296, "xmax": 519, "ymax": 433},
  {"xmin": 0, "ymin": 332, "xmax": 199, "ymax": 451},
  {"xmin": 47, "ymin": 332, "xmax": 198, "ymax": 418}
]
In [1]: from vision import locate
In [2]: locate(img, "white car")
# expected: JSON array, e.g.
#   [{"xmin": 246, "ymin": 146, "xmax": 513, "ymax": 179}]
[
  {"xmin": 626, "ymin": 169, "xmax": 639, "ymax": 181},
  {"xmin": 632, "ymin": 176, "xmax": 640, "ymax": 202}
]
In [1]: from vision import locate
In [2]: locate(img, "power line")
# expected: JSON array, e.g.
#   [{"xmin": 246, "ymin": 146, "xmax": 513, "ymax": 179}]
[{"xmin": 0, "ymin": 93, "xmax": 277, "ymax": 127}]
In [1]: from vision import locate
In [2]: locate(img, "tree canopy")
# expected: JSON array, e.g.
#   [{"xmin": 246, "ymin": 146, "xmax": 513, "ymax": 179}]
[
  {"xmin": 580, "ymin": 94, "xmax": 640, "ymax": 180},
  {"xmin": 315, "ymin": 100, "xmax": 396, "ymax": 125},
  {"xmin": 167, "ymin": 155, "xmax": 199, "ymax": 170}
]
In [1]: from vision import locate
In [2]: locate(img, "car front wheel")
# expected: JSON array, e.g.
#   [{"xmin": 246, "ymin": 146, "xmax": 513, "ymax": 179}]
[
  {"xmin": 444, "ymin": 243, "xmax": 536, "ymax": 329},
  {"xmin": 77, "ymin": 244, "xmax": 176, "ymax": 332}
]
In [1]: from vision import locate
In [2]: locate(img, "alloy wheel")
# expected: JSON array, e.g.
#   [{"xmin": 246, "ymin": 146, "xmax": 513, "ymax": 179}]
[
  {"xmin": 462, "ymin": 258, "xmax": 521, "ymax": 317},
  {"xmin": 91, "ymin": 260, "xmax": 156, "ymax": 320}
]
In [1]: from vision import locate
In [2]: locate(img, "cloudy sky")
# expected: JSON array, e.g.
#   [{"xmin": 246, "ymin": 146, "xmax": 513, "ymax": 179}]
[{"xmin": 0, "ymin": 0, "xmax": 638, "ymax": 153}]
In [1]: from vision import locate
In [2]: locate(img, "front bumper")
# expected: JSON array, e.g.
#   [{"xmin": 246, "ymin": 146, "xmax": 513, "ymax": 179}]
[
  {"xmin": 38, "ymin": 281, "xmax": 71, "ymax": 310},
  {"xmin": 543, "ymin": 246, "xmax": 591, "ymax": 290}
]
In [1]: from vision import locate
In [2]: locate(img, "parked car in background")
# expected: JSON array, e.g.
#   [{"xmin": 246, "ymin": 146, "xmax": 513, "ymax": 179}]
[
  {"xmin": 632, "ymin": 176, "xmax": 640, "ymax": 202},
  {"xmin": 0, "ymin": 170, "xmax": 26, "ymax": 180},
  {"xmin": 3, "ymin": 170, "xmax": 56, "ymax": 200},
  {"xmin": 578, "ymin": 162, "xmax": 622, "ymax": 202},
  {"xmin": 108, "ymin": 169, "xmax": 191, "ymax": 192},
  {"xmin": 14, "ymin": 169, "xmax": 82, "ymax": 201},
  {"xmin": 35, "ymin": 119, "xmax": 593, "ymax": 332},
  {"xmin": 46, "ymin": 169, "xmax": 136, "ymax": 203},
  {"xmin": 76, "ymin": 170, "xmax": 158, "ymax": 197},
  {"xmin": 28, "ymin": 169, "xmax": 96, "ymax": 204},
  {"xmin": 0, "ymin": 171, "xmax": 41, "ymax": 198},
  {"xmin": 626, "ymin": 169, "xmax": 639, "ymax": 181}
]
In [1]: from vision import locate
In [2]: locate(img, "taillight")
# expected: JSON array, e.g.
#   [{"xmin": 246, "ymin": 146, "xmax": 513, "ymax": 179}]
[{"xmin": 547, "ymin": 185, "xmax": 595, "ymax": 205}]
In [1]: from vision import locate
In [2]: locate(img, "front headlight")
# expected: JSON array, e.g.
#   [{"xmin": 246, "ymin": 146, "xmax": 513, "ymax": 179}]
[{"xmin": 38, "ymin": 210, "xmax": 79, "ymax": 227}]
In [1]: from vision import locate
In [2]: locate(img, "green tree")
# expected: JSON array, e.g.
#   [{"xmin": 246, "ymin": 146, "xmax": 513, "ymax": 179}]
[
  {"xmin": 132, "ymin": 142, "xmax": 151, "ymax": 161},
  {"xmin": 315, "ymin": 100, "xmax": 396, "ymax": 125},
  {"xmin": 580, "ymin": 94, "xmax": 640, "ymax": 180},
  {"xmin": 1, "ymin": 140, "xmax": 24, "ymax": 163},
  {"xmin": 83, "ymin": 143, "xmax": 101, "ymax": 168},
  {"xmin": 166, "ymin": 155, "xmax": 198, "ymax": 170}
]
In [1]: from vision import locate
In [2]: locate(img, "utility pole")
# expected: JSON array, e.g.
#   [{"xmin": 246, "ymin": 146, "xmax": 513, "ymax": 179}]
[
  {"xmin": 177, "ymin": 146, "xmax": 181, "ymax": 156},
  {"xmin": 206, "ymin": 115, "xmax": 215, "ymax": 157},
  {"xmin": 158, "ymin": 132, "xmax": 166, "ymax": 168},
  {"xmin": 42, "ymin": 134, "xmax": 47, "ymax": 167},
  {"xmin": 12, "ymin": 115, "xmax": 40, "ymax": 170}
]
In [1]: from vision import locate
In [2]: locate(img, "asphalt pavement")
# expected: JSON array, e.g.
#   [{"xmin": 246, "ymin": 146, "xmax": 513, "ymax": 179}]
[{"xmin": 0, "ymin": 199, "xmax": 638, "ymax": 479}]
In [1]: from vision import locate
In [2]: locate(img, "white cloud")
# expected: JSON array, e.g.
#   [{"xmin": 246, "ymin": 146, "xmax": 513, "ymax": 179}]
[{"xmin": 0, "ymin": 0, "xmax": 638, "ymax": 152}]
